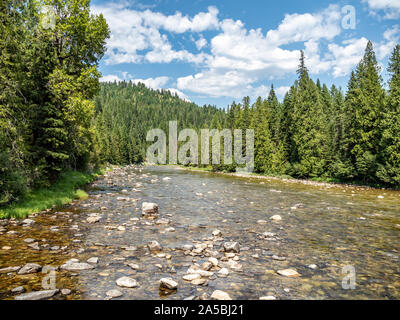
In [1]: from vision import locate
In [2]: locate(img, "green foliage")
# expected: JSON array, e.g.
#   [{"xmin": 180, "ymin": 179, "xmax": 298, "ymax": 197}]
[
  {"xmin": 0, "ymin": 170, "xmax": 98, "ymax": 219},
  {"xmin": 0, "ymin": 0, "xmax": 109, "ymax": 205},
  {"xmin": 94, "ymin": 82, "xmax": 225, "ymax": 165},
  {"xmin": 378, "ymin": 45, "xmax": 400, "ymax": 186}
]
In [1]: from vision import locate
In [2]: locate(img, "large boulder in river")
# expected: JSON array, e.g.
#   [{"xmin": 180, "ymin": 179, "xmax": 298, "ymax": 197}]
[{"xmin": 142, "ymin": 202, "xmax": 159, "ymax": 216}]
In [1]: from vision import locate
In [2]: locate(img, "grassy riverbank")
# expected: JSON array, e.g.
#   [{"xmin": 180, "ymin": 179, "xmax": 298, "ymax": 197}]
[{"xmin": 0, "ymin": 170, "xmax": 104, "ymax": 219}]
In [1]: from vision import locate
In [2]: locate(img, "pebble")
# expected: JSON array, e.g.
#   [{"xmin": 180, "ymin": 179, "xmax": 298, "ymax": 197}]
[
  {"xmin": 218, "ymin": 268, "xmax": 230, "ymax": 277},
  {"xmin": 277, "ymin": 268, "xmax": 301, "ymax": 277},
  {"xmin": 223, "ymin": 242, "xmax": 240, "ymax": 253},
  {"xmin": 18, "ymin": 263, "xmax": 42, "ymax": 275},
  {"xmin": 116, "ymin": 276, "xmax": 138, "ymax": 288},
  {"xmin": 60, "ymin": 262, "xmax": 95, "ymax": 271},
  {"xmin": 15, "ymin": 289, "xmax": 59, "ymax": 300},
  {"xmin": 128, "ymin": 263, "xmax": 139, "ymax": 270},
  {"xmin": 270, "ymin": 215, "xmax": 282, "ymax": 221},
  {"xmin": 0, "ymin": 266, "xmax": 21, "ymax": 274},
  {"xmin": 260, "ymin": 296, "xmax": 277, "ymax": 300},
  {"xmin": 106, "ymin": 289, "xmax": 123, "ymax": 298},
  {"xmin": 211, "ymin": 290, "xmax": 232, "ymax": 300},
  {"xmin": 61, "ymin": 289, "xmax": 72, "ymax": 295},
  {"xmin": 87, "ymin": 216, "xmax": 101, "ymax": 224},
  {"xmin": 183, "ymin": 274, "xmax": 201, "ymax": 281},
  {"xmin": 159, "ymin": 278, "xmax": 178, "ymax": 290},
  {"xmin": 148, "ymin": 240, "xmax": 162, "ymax": 251},
  {"xmin": 87, "ymin": 257, "xmax": 99, "ymax": 264},
  {"xmin": 11, "ymin": 286, "xmax": 25, "ymax": 294}
]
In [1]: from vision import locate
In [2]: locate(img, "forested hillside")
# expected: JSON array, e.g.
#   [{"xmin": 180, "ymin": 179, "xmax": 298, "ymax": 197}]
[{"xmin": 93, "ymin": 82, "xmax": 225, "ymax": 164}]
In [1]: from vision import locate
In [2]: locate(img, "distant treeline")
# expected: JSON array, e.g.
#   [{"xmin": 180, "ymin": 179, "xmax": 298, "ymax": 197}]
[{"xmin": 95, "ymin": 42, "xmax": 400, "ymax": 188}]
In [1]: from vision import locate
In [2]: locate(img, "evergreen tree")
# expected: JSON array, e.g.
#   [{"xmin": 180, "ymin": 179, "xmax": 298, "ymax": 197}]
[
  {"xmin": 377, "ymin": 45, "xmax": 400, "ymax": 185},
  {"xmin": 291, "ymin": 52, "xmax": 329, "ymax": 177},
  {"xmin": 344, "ymin": 41, "xmax": 386, "ymax": 182}
]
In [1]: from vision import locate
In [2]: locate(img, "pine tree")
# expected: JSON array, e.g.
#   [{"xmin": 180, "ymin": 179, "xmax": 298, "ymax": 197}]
[
  {"xmin": 377, "ymin": 44, "xmax": 400, "ymax": 186},
  {"xmin": 344, "ymin": 41, "xmax": 386, "ymax": 182},
  {"xmin": 291, "ymin": 52, "xmax": 329, "ymax": 177}
]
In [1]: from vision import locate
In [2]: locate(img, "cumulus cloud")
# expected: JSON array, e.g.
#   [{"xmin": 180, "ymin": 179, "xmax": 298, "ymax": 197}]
[
  {"xmin": 91, "ymin": 4, "xmax": 217, "ymax": 65},
  {"xmin": 95, "ymin": 2, "xmax": 399, "ymax": 101},
  {"xmin": 363, "ymin": 0, "xmax": 400, "ymax": 19}
]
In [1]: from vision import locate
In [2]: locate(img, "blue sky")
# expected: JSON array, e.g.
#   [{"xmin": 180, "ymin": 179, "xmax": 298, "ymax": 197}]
[{"xmin": 92, "ymin": 0, "xmax": 400, "ymax": 108}]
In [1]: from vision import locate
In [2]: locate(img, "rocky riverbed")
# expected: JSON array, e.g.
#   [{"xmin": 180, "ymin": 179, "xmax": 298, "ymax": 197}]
[{"xmin": 0, "ymin": 165, "xmax": 399, "ymax": 300}]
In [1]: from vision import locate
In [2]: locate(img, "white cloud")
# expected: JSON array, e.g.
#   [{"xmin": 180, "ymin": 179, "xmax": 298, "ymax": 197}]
[
  {"xmin": 166, "ymin": 88, "xmax": 191, "ymax": 102},
  {"xmin": 266, "ymin": 5, "xmax": 342, "ymax": 46},
  {"xmin": 91, "ymin": 4, "xmax": 217, "ymax": 65},
  {"xmin": 328, "ymin": 38, "xmax": 369, "ymax": 77},
  {"xmin": 195, "ymin": 37, "xmax": 207, "ymax": 50},
  {"xmin": 363, "ymin": 0, "xmax": 400, "ymax": 19},
  {"xmin": 95, "ymin": 2, "xmax": 399, "ymax": 101},
  {"xmin": 99, "ymin": 74, "xmax": 124, "ymax": 82},
  {"xmin": 275, "ymin": 86, "xmax": 291, "ymax": 97},
  {"xmin": 131, "ymin": 76, "xmax": 170, "ymax": 89}
]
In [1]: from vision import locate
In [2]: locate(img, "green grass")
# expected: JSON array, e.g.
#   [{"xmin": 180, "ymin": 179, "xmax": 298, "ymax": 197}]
[{"xmin": 0, "ymin": 169, "xmax": 103, "ymax": 219}]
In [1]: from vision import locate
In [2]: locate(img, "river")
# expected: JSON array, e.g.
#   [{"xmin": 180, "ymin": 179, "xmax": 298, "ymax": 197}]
[{"xmin": 0, "ymin": 165, "xmax": 399, "ymax": 300}]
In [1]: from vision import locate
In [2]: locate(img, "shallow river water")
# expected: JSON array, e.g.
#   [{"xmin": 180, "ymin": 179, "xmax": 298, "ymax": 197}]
[{"xmin": 1, "ymin": 165, "xmax": 399, "ymax": 300}]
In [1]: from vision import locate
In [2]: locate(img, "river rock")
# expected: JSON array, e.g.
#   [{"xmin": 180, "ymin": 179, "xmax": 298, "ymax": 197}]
[
  {"xmin": 28, "ymin": 242, "xmax": 40, "ymax": 250},
  {"xmin": 212, "ymin": 229, "xmax": 222, "ymax": 237},
  {"xmin": 260, "ymin": 296, "xmax": 277, "ymax": 300},
  {"xmin": 87, "ymin": 257, "xmax": 99, "ymax": 264},
  {"xmin": 202, "ymin": 261, "xmax": 213, "ymax": 271},
  {"xmin": 183, "ymin": 274, "xmax": 201, "ymax": 281},
  {"xmin": 11, "ymin": 286, "xmax": 25, "ymax": 294},
  {"xmin": 22, "ymin": 219, "xmax": 35, "ymax": 226},
  {"xmin": 277, "ymin": 268, "xmax": 300, "ymax": 277},
  {"xmin": 148, "ymin": 240, "xmax": 162, "ymax": 251},
  {"xmin": 128, "ymin": 263, "xmax": 139, "ymax": 270},
  {"xmin": 106, "ymin": 289, "xmax": 123, "ymax": 298},
  {"xmin": 223, "ymin": 242, "xmax": 240, "ymax": 253},
  {"xmin": 270, "ymin": 215, "xmax": 282, "ymax": 221},
  {"xmin": 116, "ymin": 276, "xmax": 138, "ymax": 288},
  {"xmin": 218, "ymin": 268, "xmax": 230, "ymax": 277},
  {"xmin": 0, "ymin": 266, "xmax": 21, "ymax": 274},
  {"xmin": 182, "ymin": 244, "xmax": 194, "ymax": 251},
  {"xmin": 192, "ymin": 278, "xmax": 207, "ymax": 286},
  {"xmin": 208, "ymin": 257, "xmax": 219, "ymax": 267},
  {"xmin": 61, "ymin": 289, "xmax": 71, "ymax": 295},
  {"xmin": 15, "ymin": 289, "xmax": 59, "ymax": 300},
  {"xmin": 60, "ymin": 262, "xmax": 95, "ymax": 271},
  {"xmin": 211, "ymin": 290, "xmax": 232, "ymax": 300},
  {"xmin": 155, "ymin": 218, "xmax": 170, "ymax": 225},
  {"xmin": 159, "ymin": 278, "xmax": 178, "ymax": 290},
  {"xmin": 142, "ymin": 202, "xmax": 158, "ymax": 216},
  {"xmin": 87, "ymin": 216, "xmax": 101, "ymax": 224},
  {"xmin": 18, "ymin": 263, "xmax": 42, "ymax": 275}
]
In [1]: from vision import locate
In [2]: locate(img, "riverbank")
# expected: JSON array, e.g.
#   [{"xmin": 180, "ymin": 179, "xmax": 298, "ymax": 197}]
[
  {"xmin": 163, "ymin": 164, "xmax": 393, "ymax": 192},
  {"xmin": 0, "ymin": 170, "xmax": 104, "ymax": 219}
]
